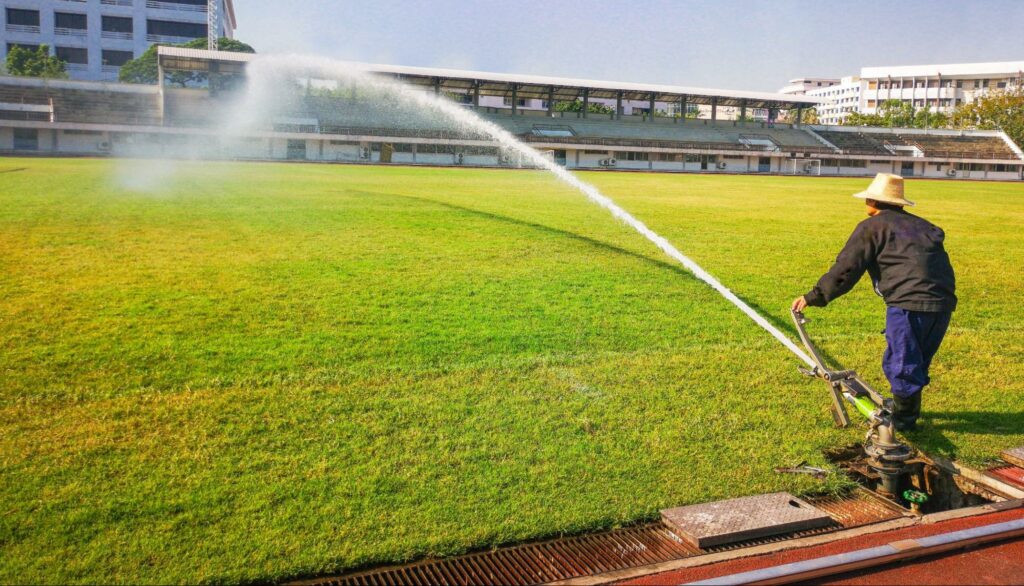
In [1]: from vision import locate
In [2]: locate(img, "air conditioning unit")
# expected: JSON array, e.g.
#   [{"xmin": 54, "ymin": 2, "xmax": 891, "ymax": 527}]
[
  {"xmin": 97, "ymin": 141, "xmax": 111, "ymax": 152},
  {"xmin": 456, "ymin": 153, "xmax": 465, "ymax": 165},
  {"xmin": 947, "ymin": 169, "xmax": 957, "ymax": 177},
  {"xmin": 716, "ymin": 162, "xmax": 727, "ymax": 169},
  {"xmin": 360, "ymin": 147, "xmax": 370, "ymax": 159},
  {"xmin": 599, "ymin": 158, "xmax": 617, "ymax": 167}
]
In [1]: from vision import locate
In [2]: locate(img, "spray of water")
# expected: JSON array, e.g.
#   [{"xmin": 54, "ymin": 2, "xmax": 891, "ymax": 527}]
[{"xmin": 233, "ymin": 55, "xmax": 815, "ymax": 368}]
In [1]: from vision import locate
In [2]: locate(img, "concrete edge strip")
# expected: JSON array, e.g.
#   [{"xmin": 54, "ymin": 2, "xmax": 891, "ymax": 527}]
[
  {"xmin": 548, "ymin": 499, "xmax": 1024, "ymax": 585},
  {"xmin": 685, "ymin": 518, "xmax": 1024, "ymax": 585}
]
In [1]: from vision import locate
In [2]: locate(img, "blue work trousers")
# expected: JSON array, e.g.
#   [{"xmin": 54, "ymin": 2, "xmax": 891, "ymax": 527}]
[{"xmin": 882, "ymin": 306, "xmax": 952, "ymax": 399}]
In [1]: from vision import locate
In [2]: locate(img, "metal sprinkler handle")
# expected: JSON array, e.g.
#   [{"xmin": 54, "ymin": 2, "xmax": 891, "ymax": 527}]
[{"xmin": 790, "ymin": 309, "xmax": 914, "ymax": 499}]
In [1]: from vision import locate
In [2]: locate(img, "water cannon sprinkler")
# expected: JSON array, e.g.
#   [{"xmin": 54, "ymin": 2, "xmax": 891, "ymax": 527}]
[{"xmin": 791, "ymin": 310, "xmax": 914, "ymax": 499}]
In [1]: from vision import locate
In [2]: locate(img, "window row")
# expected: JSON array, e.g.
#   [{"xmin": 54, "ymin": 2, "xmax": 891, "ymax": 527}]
[
  {"xmin": 5, "ymin": 9, "xmax": 206, "ymax": 39},
  {"xmin": 5, "ymin": 43, "xmax": 134, "ymax": 67}
]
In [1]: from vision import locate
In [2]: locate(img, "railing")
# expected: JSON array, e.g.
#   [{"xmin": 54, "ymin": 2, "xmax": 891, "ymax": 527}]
[
  {"xmin": 146, "ymin": 34, "xmax": 200, "ymax": 43},
  {"xmin": 147, "ymin": 0, "xmax": 207, "ymax": 12},
  {"xmin": 101, "ymin": 31, "xmax": 133, "ymax": 40},
  {"xmin": 55, "ymin": 27, "xmax": 88, "ymax": 37},
  {"xmin": 5, "ymin": 24, "xmax": 41, "ymax": 34}
]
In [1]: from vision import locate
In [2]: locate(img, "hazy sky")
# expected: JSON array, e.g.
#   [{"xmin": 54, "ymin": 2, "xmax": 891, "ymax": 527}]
[{"xmin": 240, "ymin": 0, "xmax": 1024, "ymax": 92}]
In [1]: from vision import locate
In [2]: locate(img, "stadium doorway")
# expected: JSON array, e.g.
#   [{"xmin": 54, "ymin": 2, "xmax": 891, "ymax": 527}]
[
  {"xmin": 554, "ymin": 150, "xmax": 567, "ymax": 166},
  {"xmin": 700, "ymin": 155, "xmax": 714, "ymax": 170},
  {"xmin": 286, "ymin": 139, "xmax": 307, "ymax": 160},
  {"xmin": 758, "ymin": 157, "xmax": 771, "ymax": 173},
  {"xmin": 900, "ymin": 161, "xmax": 915, "ymax": 177}
]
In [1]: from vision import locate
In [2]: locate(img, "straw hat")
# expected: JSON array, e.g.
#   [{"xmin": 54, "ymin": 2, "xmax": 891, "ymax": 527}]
[{"xmin": 852, "ymin": 173, "xmax": 915, "ymax": 207}]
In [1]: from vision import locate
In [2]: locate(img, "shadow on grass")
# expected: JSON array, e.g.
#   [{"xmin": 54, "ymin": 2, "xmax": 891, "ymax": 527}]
[
  {"xmin": 355, "ymin": 189, "xmax": 841, "ymax": 364},
  {"xmin": 353, "ymin": 189, "xmax": 703, "ymax": 280},
  {"xmin": 910, "ymin": 410, "xmax": 1024, "ymax": 457}
]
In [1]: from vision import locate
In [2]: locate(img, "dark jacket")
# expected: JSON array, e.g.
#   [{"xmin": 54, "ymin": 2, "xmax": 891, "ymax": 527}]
[{"xmin": 804, "ymin": 209, "xmax": 957, "ymax": 312}]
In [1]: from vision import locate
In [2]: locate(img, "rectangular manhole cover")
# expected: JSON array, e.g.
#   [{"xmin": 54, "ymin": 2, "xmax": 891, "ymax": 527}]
[
  {"xmin": 1002, "ymin": 446, "xmax": 1024, "ymax": 469},
  {"xmin": 661, "ymin": 492, "xmax": 833, "ymax": 548}
]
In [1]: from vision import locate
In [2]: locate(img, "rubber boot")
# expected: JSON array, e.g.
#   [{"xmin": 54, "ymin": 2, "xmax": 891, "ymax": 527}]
[{"xmin": 892, "ymin": 393, "xmax": 922, "ymax": 432}]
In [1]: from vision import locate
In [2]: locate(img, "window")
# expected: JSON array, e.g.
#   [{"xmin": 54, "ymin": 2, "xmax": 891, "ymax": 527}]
[
  {"xmin": 843, "ymin": 159, "xmax": 867, "ymax": 168},
  {"xmin": 658, "ymin": 153, "xmax": 679, "ymax": 161},
  {"xmin": 867, "ymin": 81, "xmax": 878, "ymax": 90},
  {"xmin": 583, "ymin": 150, "xmax": 607, "ymax": 154},
  {"xmin": 54, "ymin": 12, "xmax": 87, "ymax": 30},
  {"xmin": 956, "ymin": 80, "xmax": 964, "ymax": 88},
  {"xmin": 615, "ymin": 152, "xmax": 648, "ymax": 161},
  {"xmin": 997, "ymin": 82, "xmax": 1007, "ymax": 89},
  {"xmin": 55, "ymin": 46, "xmax": 88, "ymax": 64},
  {"xmin": 102, "ymin": 49, "xmax": 133, "ymax": 66},
  {"xmin": 866, "ymin": 100, "xmax": 877, "ymax": 108},
  {"xmin": 13, "ymin": 128, "xmax": 38, "ymax": 150},
  {"xmin": 102, "ymin": 15, "xmax": 133, "ymax": 33},
  {"xmin": 6, "ymin": 8, "xmax": 40, "ymax": 27},
  {"xmin": 6, "ymin": 43, "xmax": 40, "ymax": 53},
  {"xmin": 391, "ymin": 143, "xmax": 414, "ymax": 153},
  {"xmin": 146, "ymin": 19, "xmax": 206, "ymax": 38},
  {"xmin": 502, "ymin": 97, "xmax": 527, "ymax": 107}
]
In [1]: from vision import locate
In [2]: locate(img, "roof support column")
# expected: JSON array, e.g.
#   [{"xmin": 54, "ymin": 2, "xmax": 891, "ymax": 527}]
[
  {"xmin": 616, "ymin": 91, "xmax": 623, "ymax": 120},
  {"xmin": 433, "ymin": 77, "xmax": 441, "ymax": 95},
  {"xmin": 648, "ymin": 94, "xmax": 656, "ymax": 122},
  {"xmin": 157, "ymin": 58, "xmax": 165, "ymax": 125},
  {"xmin": 740, "ymin": 99, "xmax": 748, "ymax": 126},
  {"xmin": 473, "ymin": 81, "xmax": 480, "ymax": 108},
  {"xmin": 711, "ymin": 97, "xmax": 718, "ymax": 122},
  {"xmin": 795, "ymin": 106, "xmax": 803, "ymax": 127},
  {"xmin": 511, "ymin": 83, "xmax": 518, "ymax": 115},
  {"xmin": 582, "ymin": 88, "xmax": 589, "ymax": 119},
  {"xmin": 679, "ymin": 95, "xmax": 687, "ymax": 123},
  {"xmin": 547, "ymin": 86, "xmax": 555, "ymax": 117}
]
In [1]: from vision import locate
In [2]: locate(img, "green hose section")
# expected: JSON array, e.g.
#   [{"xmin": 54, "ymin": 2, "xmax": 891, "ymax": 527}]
[{"xmin": 848, "ymin": 394, "xmax": 877, "ymax": 420}]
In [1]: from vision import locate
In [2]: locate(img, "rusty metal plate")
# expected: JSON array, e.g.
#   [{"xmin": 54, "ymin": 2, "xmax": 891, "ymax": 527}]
[
  {"xmin": 1001, "ymin": 446, "xmax": 1024, "ymax": 469},
  {"xmin": 660, "ymin": 492, "xmax": 833, "ymax": 548},
  {"xmin": 987, "ymin": 465, "xmax": 1024, "ymax": 489}
]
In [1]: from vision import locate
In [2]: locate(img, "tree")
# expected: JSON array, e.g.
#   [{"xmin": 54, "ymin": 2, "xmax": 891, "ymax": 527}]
[
  {"xmin": 844, "ymin": 99, "xmax": 947, "ymax": 129},
  {"xmin": 951, "ymin": 88, "xmax": 1024, "ymax": 149},
  {"xmin": 780, "ymin": 107, "xmax": 817, "ymax": 124},
  {"xmin": 5, "ymin": 45, "xmax": 67, "ymax": 79},
  {"xmin": 119, "ymin": 38, "xmax": 255, "ymax": 85},
  {"xmin": 554, "ymin": 99, "xmax": 615, "ymax": 115}
]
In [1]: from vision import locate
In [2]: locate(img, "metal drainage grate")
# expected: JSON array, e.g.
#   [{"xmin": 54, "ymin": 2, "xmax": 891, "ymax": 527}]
[{"xmin": 297, "ymin": 490, "xmax": 903, "ymax": 586}]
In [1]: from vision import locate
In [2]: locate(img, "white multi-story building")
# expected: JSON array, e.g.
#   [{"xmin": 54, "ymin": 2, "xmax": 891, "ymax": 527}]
[
  {"xmin": 805, "ymin": 76, "xmax": 863, "ymax": 125},
  {"xmin": 778, "ymin": 77, "xmax": 839, "ymax": 96},
  {"xmin": 860, "ymin": 61, "xmax": 1024, "ymax": 116},
  {"xmin": 783, "ymin": 61, "xmax": 1024, "ymax": 125},
  {"xmin": 1, "ymin": 0, "xmax": 235, "ymax": 81}
]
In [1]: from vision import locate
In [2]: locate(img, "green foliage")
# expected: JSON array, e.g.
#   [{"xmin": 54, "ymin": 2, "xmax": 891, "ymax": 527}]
[
  {"xmin": 845, "ymin": 100, "xmax": 946, "ymax": 129},
  {"xmin": 1, "ymin": 161, "xmax": 1021, "ymax": 582},
  {"xmin": 4, "ymin": 44, "xmax": 67, "ymax": 79},
  {"xmin": 951, "ymin": 88, "xmax": 1024, "ymax": 150},
  {"xmin": 119, "ymin": 37, "xmax": 255, "ymax": 86},
  {"xmin": 782, "ymin": 107, "xmax": 818, "ymax": 125},
  {"xmin": 554, "ymin": 99, "xmax": 615, "ymax": 115}
]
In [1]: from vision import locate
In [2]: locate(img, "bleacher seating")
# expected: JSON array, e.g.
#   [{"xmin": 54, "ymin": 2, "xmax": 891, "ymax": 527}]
[
  {"xmin": 0, "ymin": 81, "xmax": 160, "ymax": 126},
  {"xmin": 896, "ymin": 133, "xmax": 1017, "ymax": 159},
  {"xmin": 814, "ymin": 130, "xmax": 894, "ymax": 155}
]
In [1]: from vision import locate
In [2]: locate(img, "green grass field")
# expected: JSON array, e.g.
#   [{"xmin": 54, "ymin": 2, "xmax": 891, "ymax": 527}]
[{"xmin": 2, "ymin": 158, "xmax": 1022, "ymax": 584}]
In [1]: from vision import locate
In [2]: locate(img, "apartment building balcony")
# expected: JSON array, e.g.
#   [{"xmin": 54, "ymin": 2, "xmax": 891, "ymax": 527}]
[
  {"xmin": 5, "ymin": 24, "xmax": 41, "ymax": 34},
  {"xmin": 55, "ymin": 27, "xmax": 88, "ymax": 38},
  {"xmin": 146, "ymin": 1, "xmax": 208, "ymax": 13},
  {"xmin": 146, "ymin": 34, "xmax": 202, "ymax": 43},
  {"xmin": 101, "ymin": 31, "xmax": 133, "ymax": 41}
]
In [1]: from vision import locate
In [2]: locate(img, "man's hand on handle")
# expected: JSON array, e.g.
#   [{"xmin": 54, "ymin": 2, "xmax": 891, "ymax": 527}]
[{"xmin": 791, "ymin": 295, "xmax": 808, "ymax": 312}]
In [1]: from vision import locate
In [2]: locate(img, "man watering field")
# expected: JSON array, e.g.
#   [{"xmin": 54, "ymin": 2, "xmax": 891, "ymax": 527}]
[{"xmin": 792, "ymin": 173, "xmax": 957, "ymax": 432}]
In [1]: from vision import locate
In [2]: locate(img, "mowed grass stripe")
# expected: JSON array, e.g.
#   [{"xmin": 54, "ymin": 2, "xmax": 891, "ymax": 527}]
[{"xmin": 1, "ymin": 159, "xmax": 1021, "ymax": 583}]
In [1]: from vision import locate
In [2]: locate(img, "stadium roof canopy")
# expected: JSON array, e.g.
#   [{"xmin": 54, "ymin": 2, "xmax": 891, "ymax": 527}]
[{"xmin": 158, "ymin": 47, "xmax": 820, "ymax": 110}]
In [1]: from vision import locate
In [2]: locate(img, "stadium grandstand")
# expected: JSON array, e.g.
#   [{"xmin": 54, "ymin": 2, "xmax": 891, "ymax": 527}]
[{"xmin": 0, "ymin": 47, "xmax": 1021, "ymax": 180}]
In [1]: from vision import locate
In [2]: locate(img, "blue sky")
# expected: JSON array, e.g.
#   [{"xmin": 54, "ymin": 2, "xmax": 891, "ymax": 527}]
[{"xmin": 240, "ymin": 0, "xmax": 1024, "ymax": 92}]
